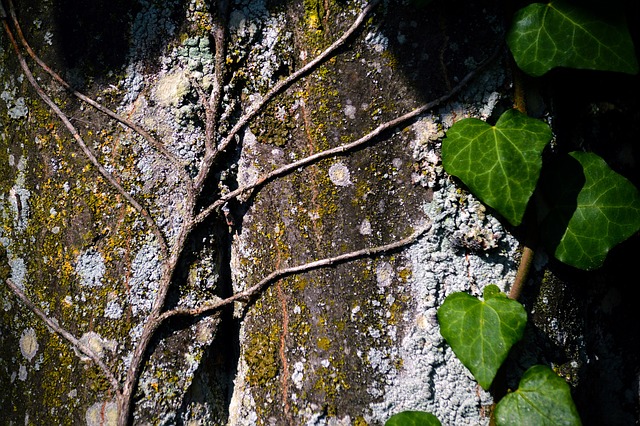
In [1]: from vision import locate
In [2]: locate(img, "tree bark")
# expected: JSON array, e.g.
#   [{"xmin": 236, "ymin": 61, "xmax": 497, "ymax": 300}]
[{"xmin": 1, "ymin": 0, "xmax": 638, "ymax": 425}]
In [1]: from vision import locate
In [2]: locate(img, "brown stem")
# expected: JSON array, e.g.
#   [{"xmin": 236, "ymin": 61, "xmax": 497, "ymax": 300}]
[
  {"xmin": 160, "ymin": 225, "xmax": 430, "ymax": 321},
  {"xmin": 116, "ymin": 223, "xmax": 194, "ymax": 425},
  {"xmin": 509, "ymin": 245, "xmax": 534, "ymax": 300},
  {"xmin": 203, "ymin": 0, "xmax": 229, "ymax": 154},
  {"xmin": 507, "ymin": 55, "xmax": 536, "ymax": 301}
]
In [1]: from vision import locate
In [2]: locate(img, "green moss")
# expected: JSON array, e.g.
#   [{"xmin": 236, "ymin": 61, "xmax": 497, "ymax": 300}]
[
  {"xmin": 304, "ymin": 0, "xmax": 326, "ymax": 30},
  {"xmin": 354, "ymin": 417, "xmax": 368, "ymax": 426},
  {"xmin": 249, "ymin": 100, "xmax": 297, "ymax": 147},
  {"xmin": 397, "ymin": 267, "xmax": 412, "ymax": 282},
  {"xmin": 38, "ymin": 330, "xmax": 85, "ymax": 425},
  {"xmin": 245, "ymin": 316, "xmax": 282, "ymax": 387},
  {"xmin": 317, "ymin": 336, "xmax": 331, "ymax": 351},
  {"xmin": 0, "ymin": 77, "xmax": 157, "ymax": 421},
  {"xmin": 382, "ymin": 50, "xmax": 399, "ymax": 69},
  {"xmin": 311, "ymin": 357, "xmax": 350, "ymax": 411}
]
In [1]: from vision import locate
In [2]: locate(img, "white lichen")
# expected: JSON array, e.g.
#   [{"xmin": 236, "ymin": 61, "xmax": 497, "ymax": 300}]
[
  {"xmin": 328, "ymin": 162, "xmax": 352, "ymax": 187},
  {"xmin": 18, "ymin": 365, "xmax": 27, "ymax": 381},
  {"xmin": 292, "ymin": 361, "xmax": 305, "ymax": 389},
  {"xmin": 154, "ymin": 70, "xmax": 191, "ymax": 108},
  {"xmin": 365, "ymin": 31, "xmax": 389, "ymax": 53},
  {"xmin": 9, "ymin": 257, "xmax": 26, "ymax": 291},
  {"xmin": 104, "ymin": 299, "xmax": 124, "ymax": 319},
  {"xmin": 76, "ymin": 332, "xmax": 117, "ymax": 362},
  {"xmin": 359, "ymin": 218, "xmax": 372, "ymax": 236},
  {"xmin": 368, "ymin": 181, "xmax": 519, "ymax": 425},
  {"xmin": 344, "ymin": 102, "xmax": 357, "ymax": 119},
  {"xmin": 86, "ymin": 401, "xmax": 118, "ymax": 426},
  {"xmin": 375, "ymin": 261, "xmax": 394, "ymax": 289},
  {"xmin": 75, "ymin": 249, "xmax": 106, "ymax": 288},
  {"xmin": 7, "ymin": 155, "xmax": 31, "ymax": 231},
  {"xmin": 128, "ymin": 242, "xmax": 162, "ymax": 317},
  {"xmin": 1, "ymin": 90, "xmax": 28, "ymax": 119},
  {"xmin": 19, "ymin": 328, "xmax": 38, "ymax": 362}
]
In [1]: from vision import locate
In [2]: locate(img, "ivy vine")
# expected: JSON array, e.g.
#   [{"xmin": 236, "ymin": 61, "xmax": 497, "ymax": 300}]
[{"xmin": 389, "ymin": 1, "xmax": 639, "ymax": 424}]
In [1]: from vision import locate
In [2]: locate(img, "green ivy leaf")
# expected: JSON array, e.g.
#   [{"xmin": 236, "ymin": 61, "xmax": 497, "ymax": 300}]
[
  {"xmin": 540, "ymin": 152, "xmax": 640, "ymax": 270},
  {"xmin": 442, "ymin": 109, "xmax": 552, "ymax": 226},
  {"xmin": 385, "ymin": 411, "xmax": 441, "ymax": 426},
  {"xmin": 507, "ymin": 1, "xmax": 639, "ymax": 76},
  {"xmin": 495, "ymin": 365, "xmax": 582, "ymax": 426},
  {"xmin": 437, "ymin": 285, "xmax": 527, "ymax": 390}
]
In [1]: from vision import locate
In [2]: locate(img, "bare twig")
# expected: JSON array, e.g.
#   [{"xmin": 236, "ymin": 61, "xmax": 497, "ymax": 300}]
[
  {"xmin": 117, "ymin": 226, "xmax": 193, "ymax": 424},
  {"xmin": 202, "ymin": 0, "xmax": 229, "ymax": 154},
  {"xmin": 193, "ymin": 0, "xmax": 382, "ymax": 192},
  {"xmin": 1, "ymin": 15, "xmax": 170, "ymax": 259},
  {"xmin": 194, "ymin": 45, "xmax": 502, "ymax": 226},
  {"xmin": 160, "ymin": 225, "xmax": 430, "ymax": 321},
  {"xmin": 4, "ymin": 279, "xmax": 122, "ymax": 398}
]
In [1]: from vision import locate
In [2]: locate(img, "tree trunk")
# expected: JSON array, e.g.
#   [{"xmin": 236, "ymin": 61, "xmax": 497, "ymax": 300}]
[{"xmin": 1, "ymin": 0, "xmax": 638, "ymax": 425}]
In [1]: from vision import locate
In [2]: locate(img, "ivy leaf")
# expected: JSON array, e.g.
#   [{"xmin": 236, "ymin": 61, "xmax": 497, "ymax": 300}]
[
  {"xmin": 540, "ymin": 152, "xmax": 640, "ymax": 270},
  {"xmin": 495, "ymin": 365, "xmax": 582, "ymax": 426},
  {"xmin": 507, "ymin": 1, "xmax": 639, "ymax": 76},
  {"xmin": 442, "ymin": 109, "xmax": 552, "ymax": 226},
  {"xmin": 437, "ymin": 285, "xmax": 527, "ymax": 390},
  {"xmin": 385, "ymin": 411, "xmax": 441, "ymax": 426}
]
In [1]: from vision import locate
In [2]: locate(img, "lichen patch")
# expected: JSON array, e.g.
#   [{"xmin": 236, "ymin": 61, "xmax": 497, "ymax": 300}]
[
  {"xmin": 376, "ymin": 261, "xmax": 394, "ymax": 289},
  {"xmin": 75, "ymin": 249, "xmax": 106, "ymax": 288},
  {"xmin": 76, "ymin": 332, "xmax": 117, "ymax": 362},
  {"xmin": 344, "ymin": 102, "xmax": 357, "ymax": 120},
  {"xmin": 359, "ymin": 219, "xmax": 372, "ymax": 235},
  {"xmin": 328, "ymin": 162, "xmax": 352, "ymax": 187},
  {"xmin": 154, "ymin": 70, "xmax": 191, "ymax": 108},
  {"xmin": 19, "ymin": 328, "xmax": 39, "ymax": 362},
  {"xmin": 85, "ymin": 401, "xmax": 118, "ymax": 426}
]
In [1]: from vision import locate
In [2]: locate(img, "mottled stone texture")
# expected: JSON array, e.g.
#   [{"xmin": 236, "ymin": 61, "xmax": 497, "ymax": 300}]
[{"xmin": 1, "ymin": 0, "xmax": 638, "ymax": 425}]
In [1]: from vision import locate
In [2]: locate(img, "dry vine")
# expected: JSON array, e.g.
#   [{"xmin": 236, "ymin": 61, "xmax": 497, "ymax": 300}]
[{"xmin": 1, "ymin": 0, "xmax": 499, "ymax": 423}]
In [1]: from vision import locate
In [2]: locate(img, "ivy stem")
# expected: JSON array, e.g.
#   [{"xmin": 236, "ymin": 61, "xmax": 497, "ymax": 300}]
[
  {"xmin": 508, "ymin": 245, "xmax": 534, "ymax": 300},
  {"xmin": 506, "ymin": 51, "xmax": 535, "ymax": 301}
]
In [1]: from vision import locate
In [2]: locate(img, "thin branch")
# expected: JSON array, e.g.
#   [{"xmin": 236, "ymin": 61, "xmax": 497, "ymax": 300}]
[
  {"xmin": 4, "ymin": 279, "xmax": 122, "ymax": 398},
  {"xmin": 117, "ymin": 236, "xmax": 188, "ymax": 425},
  {"xmin": 1, "ymin": 16, "xmax": 170, "ymax": 259},
  {"xmin": 203, "ymin": 0, "xmax": 229, "ymax": 154},
  {"xmin": 160, "ymin": 224, "xmax": 430, "ymax": 321},
  {"xmin": 193, "ymin": 0, "xmax": 382, "ymax": 192},
  {"xmin": 509, "ymin": 245, "xmax": 533, "ymax": 300},
  {"xmin": 5, "ymin": 0, "xmax": 190, "ymax": 179},
  {"xmin": 508, "ymin": 64, "xmax": 535, "ymax": 301},
  {"xmin": 194, "ymin": 45, "xmax": 503, "ymax": 226}
]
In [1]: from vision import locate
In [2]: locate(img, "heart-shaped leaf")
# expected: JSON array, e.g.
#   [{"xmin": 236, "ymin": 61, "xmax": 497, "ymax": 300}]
[
  {"xmin": 540, "ymin": 152, "xmax": 640, "ymax": 270},
  {"xmin": 442, "ymin": 109, "xmax": 552, "ymax": 226},
  {"xmin": 495, "ymin": 365, "xmax": 582, "ymax": 426},
  {"xmin": 437, "ymin": 285, "xmax": 527, "ymax": 390},
  {"xmin": 385, "ymin": 411, "xmax": 441, "ymax": 426},
  {"xmin": 507, "ymin": 1, "xmax": 639, "ymax": 76}
]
